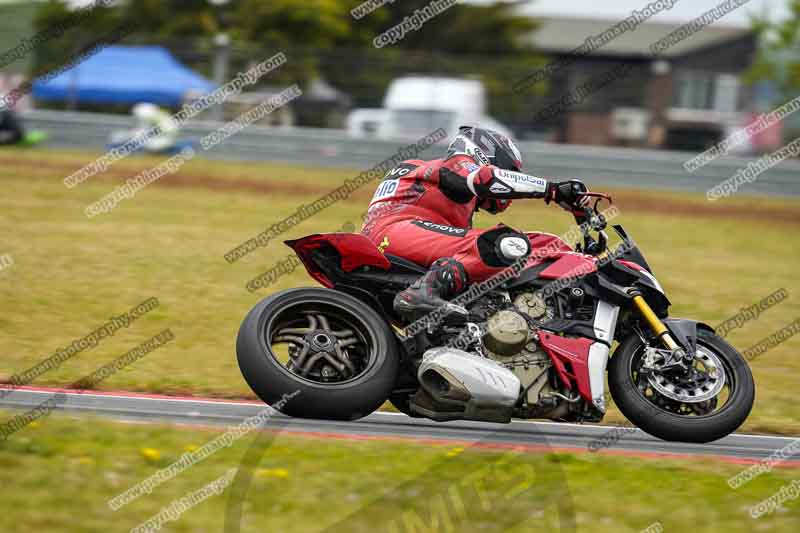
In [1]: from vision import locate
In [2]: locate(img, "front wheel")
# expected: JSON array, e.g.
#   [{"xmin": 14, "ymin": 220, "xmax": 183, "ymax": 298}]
[
  {"xmin": 236, "ymin": 287, "xmax": 400, "ymax": 420},
  {"xmin": 608, "ymin": 328, "xmax": 755, "ymax": 443}
]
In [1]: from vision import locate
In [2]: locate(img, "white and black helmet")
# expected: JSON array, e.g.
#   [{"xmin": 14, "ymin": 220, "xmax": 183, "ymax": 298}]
[{"xmin": 447, "ymin": 125, "xmax": 523, "ymax": 172}]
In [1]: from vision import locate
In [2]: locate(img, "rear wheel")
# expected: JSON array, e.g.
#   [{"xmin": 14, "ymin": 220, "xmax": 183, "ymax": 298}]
[
  {"xmin": 608, "ymin": 328, "xmax": 754, "ymax": 443},
  {"xmin": 237, "ymin": 288, "xmax": 399, "ymax": 420}
]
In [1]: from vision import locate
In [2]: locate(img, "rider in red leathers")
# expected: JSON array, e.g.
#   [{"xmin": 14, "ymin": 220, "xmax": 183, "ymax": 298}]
[{"xmin": 360, "ymin": 125, "xmax": 587, "ymax": 318}]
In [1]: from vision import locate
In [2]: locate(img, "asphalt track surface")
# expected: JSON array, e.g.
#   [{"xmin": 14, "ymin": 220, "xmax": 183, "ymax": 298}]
[{"xmin": 1, "ymin": 387, "xmax": 797, "ymax": 466}]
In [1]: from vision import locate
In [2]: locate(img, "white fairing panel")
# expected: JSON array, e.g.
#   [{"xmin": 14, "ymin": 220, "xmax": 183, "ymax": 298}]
[
  {"xmin": 593, "ymin": 301, "xmax": 620, "ymax": 344},
  {"xmin": 590, "ymin": 301, "xmax": 620, "ymax": 411},
  {"xmin": 588, "ymin": 342, "xmax": 610, "ymax": 412}
]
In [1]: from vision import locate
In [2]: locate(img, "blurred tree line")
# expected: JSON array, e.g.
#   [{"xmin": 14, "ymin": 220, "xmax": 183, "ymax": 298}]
[
  {"xmin": 743, "ymin": 0, "xmax": 800, "ymax": 140},
  {"xmin": 745, "ymin": 0, "xmax": 800, "ymax": 101},
  {"xmin": 29, "ymin": 0, "xmax": 548, "ymax": 131}
]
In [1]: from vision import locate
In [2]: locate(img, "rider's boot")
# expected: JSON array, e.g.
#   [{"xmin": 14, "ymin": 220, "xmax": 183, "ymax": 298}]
[{"xmin": 393, "ymin": 258, "xmax": 467, "ymax": 320}]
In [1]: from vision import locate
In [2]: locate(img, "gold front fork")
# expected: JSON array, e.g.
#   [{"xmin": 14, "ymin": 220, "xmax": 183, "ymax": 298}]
[{"xmin": 631, "ymin": 294, "xmax": 679, "ymax": 350}]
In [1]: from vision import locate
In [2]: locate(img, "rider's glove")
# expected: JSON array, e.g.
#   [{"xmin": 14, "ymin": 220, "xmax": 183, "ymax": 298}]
[{"xmin": 546, "ymin": 179, "xmax": 588, "ymax": 209}]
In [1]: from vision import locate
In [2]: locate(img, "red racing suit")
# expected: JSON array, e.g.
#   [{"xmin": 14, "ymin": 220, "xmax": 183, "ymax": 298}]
[{"xmin": 360, "ymin": 154, "xmax": 565, "ymax": 284}]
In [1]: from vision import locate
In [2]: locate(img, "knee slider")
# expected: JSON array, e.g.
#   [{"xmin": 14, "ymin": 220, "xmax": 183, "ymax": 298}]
[
  {"xmin": 477, "ymin": 228, "xmax": 531, "ymax": 267},
  {"xmin": 498, "ymin": 234, "xmax": 531, "ymax": 263}
]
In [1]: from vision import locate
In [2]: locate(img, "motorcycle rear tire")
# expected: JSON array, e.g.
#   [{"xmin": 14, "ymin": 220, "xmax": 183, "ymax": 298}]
[{"xmin": 237, "ymin": 287, "xmax": 400, "ymax": 421}]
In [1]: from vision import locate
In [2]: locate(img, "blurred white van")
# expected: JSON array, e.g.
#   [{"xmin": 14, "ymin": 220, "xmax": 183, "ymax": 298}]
[{"xmin": 346, "ymin": 76, "xmax": 511, "ymax": 140}]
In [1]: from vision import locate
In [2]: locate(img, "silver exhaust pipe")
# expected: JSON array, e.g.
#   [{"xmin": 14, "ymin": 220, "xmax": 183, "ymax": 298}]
[{"xmin": 413, "ymin": 347, "xmax": 521, "ymax": 423}]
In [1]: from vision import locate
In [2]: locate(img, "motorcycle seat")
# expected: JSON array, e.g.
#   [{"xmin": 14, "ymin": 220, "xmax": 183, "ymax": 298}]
[{"xmin": 384, "ymin": 254, "xmax": 428, "ymax": 275}]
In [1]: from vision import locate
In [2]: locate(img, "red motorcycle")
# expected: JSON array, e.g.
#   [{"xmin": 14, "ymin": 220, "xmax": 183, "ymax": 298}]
[{"xmin": 237, "ymin": 191, "xmax": 754, "ymax": 443}]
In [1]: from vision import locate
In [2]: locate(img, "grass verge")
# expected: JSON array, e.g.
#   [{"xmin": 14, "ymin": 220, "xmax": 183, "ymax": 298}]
[{"xmin": 0, "ymin": 411, "xmax": 798, "ymax": 532}]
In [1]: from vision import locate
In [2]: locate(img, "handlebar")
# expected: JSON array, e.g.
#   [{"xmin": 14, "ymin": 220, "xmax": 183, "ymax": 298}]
[
  {"xmin": 578, "ymin": 191, "xmax": 613, "ymax": 204},
  {"xmin": 572, "ymin": 191, "xmax": 613, "ymax": 255}
]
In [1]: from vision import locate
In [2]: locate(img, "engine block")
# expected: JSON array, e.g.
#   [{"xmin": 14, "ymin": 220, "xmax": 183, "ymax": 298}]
[{"xmin": 482, "ymin": 302, "xmax": 556, "ymax": 407}]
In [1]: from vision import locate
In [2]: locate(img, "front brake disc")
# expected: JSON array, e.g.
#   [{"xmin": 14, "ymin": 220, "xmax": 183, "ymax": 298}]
[{"xmin": 647, "ymin": 346, "xmax": 726, "ymax": 403}]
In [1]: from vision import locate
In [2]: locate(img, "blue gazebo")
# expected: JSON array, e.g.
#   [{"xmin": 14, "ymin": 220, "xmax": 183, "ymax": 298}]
[{"xmin": 32, "ymin": 45, "xmax": 215, "ymax": 106}]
